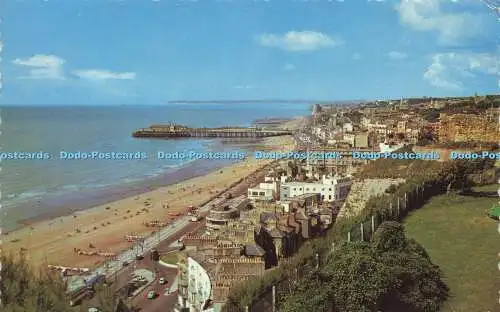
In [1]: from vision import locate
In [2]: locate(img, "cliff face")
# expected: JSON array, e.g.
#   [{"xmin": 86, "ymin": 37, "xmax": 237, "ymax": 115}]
[{"xmin": 439, "ymin": 113, "xmax": 499, "ymax": 143}]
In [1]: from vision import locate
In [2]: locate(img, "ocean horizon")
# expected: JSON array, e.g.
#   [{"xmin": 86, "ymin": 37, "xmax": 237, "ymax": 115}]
[{"xmin": 0, "ymin": 103, "xmax": 310, "ymax": 231}]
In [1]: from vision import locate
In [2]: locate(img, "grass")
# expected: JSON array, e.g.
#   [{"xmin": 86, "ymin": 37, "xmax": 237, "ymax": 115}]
[
  {"xmin": 160, "ymin": 251, "xmax": 183, "ymax": 265},
  {"xmin": 405, "ymin": 184, "xmax": 500, "ymax": 312}
]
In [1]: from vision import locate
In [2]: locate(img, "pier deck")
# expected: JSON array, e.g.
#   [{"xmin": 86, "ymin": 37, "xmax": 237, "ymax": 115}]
[{"xmin": 132, "ymin": 124, "xmax": 293, "ymax": 139}]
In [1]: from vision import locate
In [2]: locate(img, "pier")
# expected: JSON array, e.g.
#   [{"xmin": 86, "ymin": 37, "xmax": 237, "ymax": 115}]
[{"xmin": 132, "ymin": 124, "xmax": 293, "ymax": 139}]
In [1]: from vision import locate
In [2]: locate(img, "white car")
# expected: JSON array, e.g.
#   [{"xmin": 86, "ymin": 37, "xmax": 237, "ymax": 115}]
[{"xmin": 159, "ymin": 277, "xmax": 167, "ymax": 285}]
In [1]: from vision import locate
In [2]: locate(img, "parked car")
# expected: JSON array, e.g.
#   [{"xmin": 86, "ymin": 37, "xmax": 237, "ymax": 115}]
[
  {"xmin": 135, "ymin": 255, "xmax": 144, "ymax": 260},
  {"xmin": 159, "ymin": 277, "xmax": 167, "ymax": 285},
  {"xmin": 146, "ymin": 290, "xmax": 158, "ymax": 300}
]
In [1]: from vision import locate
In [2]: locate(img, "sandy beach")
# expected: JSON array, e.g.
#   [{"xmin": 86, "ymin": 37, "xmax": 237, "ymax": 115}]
[{"xmin": 2, "ymin": 134, "xmax": 297, "ymax": 269}]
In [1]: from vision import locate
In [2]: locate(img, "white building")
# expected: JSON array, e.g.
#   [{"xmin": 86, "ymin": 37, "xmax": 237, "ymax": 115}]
[
  {"xmin": 247, "ymin": 187, "xmax": 274, "ymax": 201},
  {"xmin": 343, "ymin": 133, "xmax": 355, "ymax": 146},
  {"xmin": 361, "ymin": 116, "xmax": 371, "ymax": 128},
  {"xmin": 176, "ymin": 257, "xmax": 213, "ymax": 312},
  {"xmin": 379, "ymin": 142, "xmax": 405, "ymax": 153},
  {"xmin": 342, "ymin": 122, "xmax": 353, "ymax": 133},
  {"xmin": 313, "ymin": 126, "xmax": 327, "ymax": 140},
  {"xmin": 248, "ymin": 176, "xmax": 280, "ymax": 201},
  {"xmin": 368, "ymin": 123, "xmax": 389, "ymax": 135},
  {"xmin": 279, "ymin": 175, "xmax": 352, "ymax": 202}
]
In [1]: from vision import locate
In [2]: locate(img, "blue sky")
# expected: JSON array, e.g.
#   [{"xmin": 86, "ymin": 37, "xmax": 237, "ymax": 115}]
[{"xmin": 2, "ymin": 0, "xmax": 499, "ymax": 105}]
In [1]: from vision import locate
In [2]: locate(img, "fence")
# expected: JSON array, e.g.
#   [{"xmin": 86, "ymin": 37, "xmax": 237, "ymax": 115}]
[{"xmin": 245, "ymin": 180, "xmax": 444, "ymax": 312}]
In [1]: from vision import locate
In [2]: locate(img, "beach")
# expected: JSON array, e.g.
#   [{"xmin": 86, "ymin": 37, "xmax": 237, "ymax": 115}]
[{"xmin": 2, "ymin": 134, "xmax": 297, "ymax": 269}]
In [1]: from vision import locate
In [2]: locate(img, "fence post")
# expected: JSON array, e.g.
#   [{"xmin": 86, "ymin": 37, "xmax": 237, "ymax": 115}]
[
  {"xmin": 272, "ymin": 285, "xmax": 276, "ymax": 312},
  {"xmin": 397, "ymin": 197, "xmax": 400, "ymax": 214},
  {"xmin": 360, "ymin": 223, "xmax": 364, "ymax": 241},
  {"xmin": 245, "ymin": 306, "xmax": 250, "ymax": 312},
  {"xmin": 404, "ymin": 193, "xmax": 408, "ymax": 211},
  {"xmin": 389, "ymin": 202, "xmax": 393, "ymax": 218},
  {"xmin": 371, "ymin": 215, "xmax": 375, "ymax": 237},
  {"xmin": 347, "ymin": 231, "xmax": 351, "ymax": 243}
]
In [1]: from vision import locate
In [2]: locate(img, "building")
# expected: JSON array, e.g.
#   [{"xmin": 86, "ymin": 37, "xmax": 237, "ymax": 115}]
[
  {"xmin": 354, "ymin": 132, "xmax": 369, "ymax": 148},
  {"xmin": 247, "ymin": 176, "xmax": 280, "ymax": 201},
  {"xmin": 379, "ymin": 142, "xmax": 405, "ymax": 153},
  {"xmin": 367, "ymin": 123, "xmax": 389, "ymax": 135},
  {"xmin": 280, "ymin": 193, "xmax": 320, "ymax": 213},
  {"xmin": 343, "ymin": 133, "xmax": 355, "ymax": 147},
  {"xmin": 343, "ymin": 132, "xmax": 369, "ymax": 148},
  {"xmin": 279, "ymin": 175, "xmax": 352, "ymax": 202},
  {"xmin": 397, "ymin": 121, "xmax": 407, "ymax": 134},
  {"xmin": 206, "ymin": 196, "xmax": 250, "ymax": 231},
  {"xmin": 247, "ymin": 187, "xmax": 274, "ymax": 201},
  {"xmin": 175, "ymin": 252, "xmax": 265, "ymax": 312},
  {"xmin": 176, "ymin": 256, "xmax": 213, "ymax": 312},
  {"xmin": 342, "ymin": 122, "xmax": 353, "ymax": 133},
  {"xmin": 361, "ymin": 116, "xmax": 371, "ymax": 128}
]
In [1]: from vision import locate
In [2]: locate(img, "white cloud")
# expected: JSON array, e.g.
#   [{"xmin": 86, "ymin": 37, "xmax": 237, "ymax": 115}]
[
  {"xmin": 233, "ymin": 85, "xmax": 253, "ymax": 89},
  {"xmin": 256, "ymin": 31, "xmax": 343, "ymax": 51},
  {"xmin": 284, "ymin": 63, "xmax": 296, "ymax": 71},
  {"xmin": 388, "ymin": 51, "xmax": 408, "ymax": 60},
  {"xmin": 72, "ymin": 69, "xmax": 136, "ymax": 81},
  {"xmin": 424, "ymin": 52, "xmax": 500, "ymax": 90},
  {"xmin": 396, "ymin": 0, "xmax": 485, "ymax": 45},
  {"xmin": 12, "ymin": 54, "xmax": 66, "ymax": 80}
]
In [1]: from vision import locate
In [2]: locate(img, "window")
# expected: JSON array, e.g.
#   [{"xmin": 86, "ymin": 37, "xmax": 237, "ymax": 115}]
[
  {"xmin": 306, "ymin": 188, "xmax": 309, "ymax": 191},
  {"xmin": 328, "ymin": 195, "xmax": 332, "ymax": 200},
  {"xmin": 284, "ymin": 194, "xmax": 288, "ymax": 197},
  {"xmin": 293, "ymin": 188, "xmax": 296, "ymax": 191},
  {"xmin": 322, "ymin": 188, "xmax": 325, "ymax": 191},
  {"xmin": 259, "ymin": 192, "xmax": 265, "ymax": 196},
  {"xmin": 329, "ymin": 188, "xmax": 332, "ymax": 191},
  {"xmin": 313, "ymin": 188, "xmax": 316, "ymax": 191}
]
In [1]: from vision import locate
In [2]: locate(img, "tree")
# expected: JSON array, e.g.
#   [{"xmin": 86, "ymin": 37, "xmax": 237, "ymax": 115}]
[
  {"xmin": 372, "ymin": 221, "xmax": 407, "ymax": 253},
  {"xmin": 279, "ymin": 270, "xmax": 333, "ymax": 312},
  {"xmin": 279, "ymin": 222, "xmax": 449, "ymax": 312},
  {"xmin": 1, "ymin": 252, "xmax": 68, "ymax": 312},
  {"xmin": 1, "ymin": 251, "xmax": 123, "ymax": 312}
]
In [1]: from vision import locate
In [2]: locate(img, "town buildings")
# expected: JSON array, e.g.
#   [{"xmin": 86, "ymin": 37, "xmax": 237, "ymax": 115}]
[
  {"xmin": 205, "ymin": 196, "xmax": 250, "ymax": 231},
  {"xmin": 175, "ymin": 168, "xmax": 345, "ymax": 311},
  {"xmin": 279, "ymin": 174, "xmax": 352, "ymax": 202}
]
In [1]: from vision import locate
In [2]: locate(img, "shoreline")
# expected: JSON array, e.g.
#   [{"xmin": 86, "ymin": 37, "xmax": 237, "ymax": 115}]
[
  {"xmin": 3, "ymin": 135, "xmax": 296, "ymax": 269},
  {"xmin": 12, "ymin": 158, "xmax": 234, "ymax": 231}
]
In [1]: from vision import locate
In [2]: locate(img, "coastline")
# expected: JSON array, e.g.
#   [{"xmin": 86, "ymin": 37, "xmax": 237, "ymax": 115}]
[
  {"xmin": 2, "ymin": 134, "xmax": 296, "ymax": 269},
  {"xmin": 13, "ymin": 158, "xmax": 235, "ymax": 230}
]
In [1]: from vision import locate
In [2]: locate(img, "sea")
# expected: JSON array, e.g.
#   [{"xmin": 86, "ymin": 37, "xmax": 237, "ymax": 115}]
[{"xmin": 0, "ymin": 104, "xmax": 310, "ymax": 231}]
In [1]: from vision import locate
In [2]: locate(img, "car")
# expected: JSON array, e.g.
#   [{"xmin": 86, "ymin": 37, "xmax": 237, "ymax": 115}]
[
  {"xmin": 159, "ymin": 277, "xmax": 167, "ymax": 285},
  {"xmin": 135, "ymin": 255, "xmax": 144, "ymax": 260},
  {"xmin": 122, "ymin": 261, "xmax": 129, "ymax": 267},
  {"xmin": 146, "ymin": 290, "xmax": 158, "ymax": 300}
]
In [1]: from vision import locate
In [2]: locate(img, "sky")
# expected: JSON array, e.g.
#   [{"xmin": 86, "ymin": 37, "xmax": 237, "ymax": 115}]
[{"xmin": 1, "ymin": 0, "xmax": 499, "ymax": 105}]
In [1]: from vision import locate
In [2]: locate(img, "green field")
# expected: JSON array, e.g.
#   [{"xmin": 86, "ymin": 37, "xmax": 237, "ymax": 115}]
[
  {"xmin": 405, "ymin": 185, "xmax": 500, "ymax": 312},
  {"xmin": 160, "ymin": 251, "xmax": 183, "ymax": 265}
]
